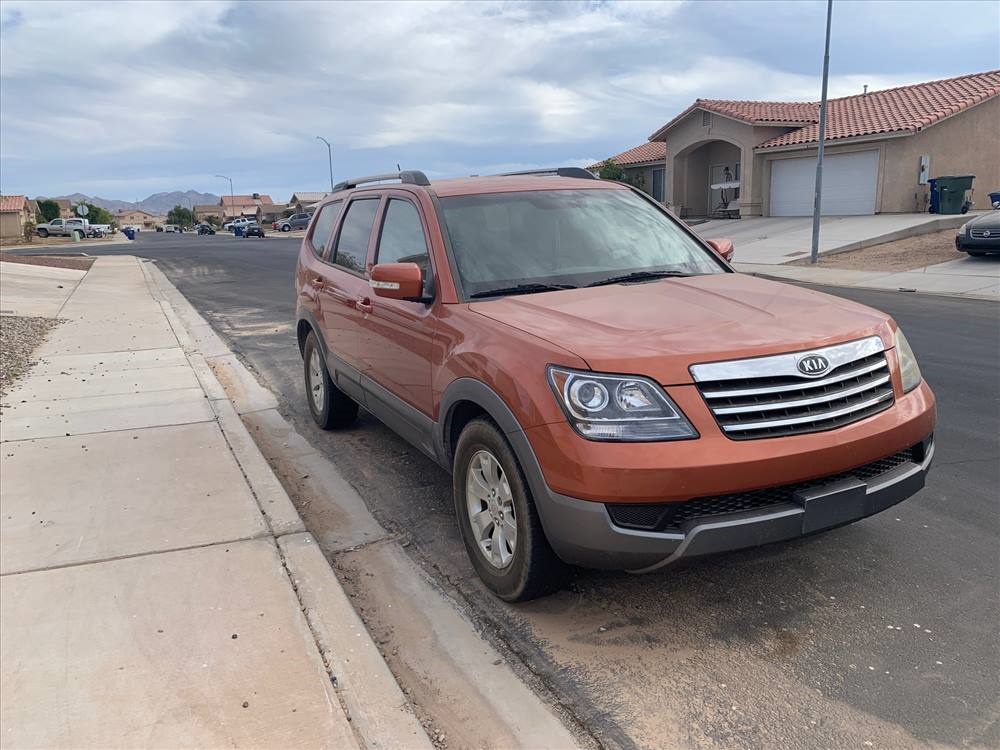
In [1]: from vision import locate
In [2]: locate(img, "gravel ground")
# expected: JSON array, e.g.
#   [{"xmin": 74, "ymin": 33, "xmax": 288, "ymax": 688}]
[
  {"xmin": 790, "ymin": 228, "xmax": 962, "ymax": 271},
  {"xmin": 0, "ymin": 254, "xmax": 95, "ymax": 271},
  {"xmin": 0, "ymin": 316, "xmax": 60, "ymax": 400}
]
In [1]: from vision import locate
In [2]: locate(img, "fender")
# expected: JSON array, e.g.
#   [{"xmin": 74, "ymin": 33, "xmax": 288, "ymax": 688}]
[
  {"xmin": 296, "ymin": 306, "xmax": 324, "ymax": 357},
  {"xmin": 436, "ymin": 378, "xmax": 564, "ymax": 541}
]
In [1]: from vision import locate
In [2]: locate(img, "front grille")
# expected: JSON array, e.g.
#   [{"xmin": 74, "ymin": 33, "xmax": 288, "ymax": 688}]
[
  {"xmin": 606, "ymin": 445, "xmax": 919, "ymax": 532},
  {"xmin": 691, "ymin": 338, "xmax": 895, "ymax": 440},
  {"xmin": 970, "ymin": 228, "xmax": 996, "ymax": 239}
]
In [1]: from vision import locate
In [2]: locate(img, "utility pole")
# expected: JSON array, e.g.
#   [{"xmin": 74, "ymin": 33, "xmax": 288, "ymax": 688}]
[
  {"xmin": 810, "ymin": 0, "xmax": 834, "ymax": 264},
  {"xmin": 215, "ymin": 174, "xmax": 234, "ymax": 220},
  {"xmin": 316, "ymin": 136, "xmax": 334, "ymax": 193}
]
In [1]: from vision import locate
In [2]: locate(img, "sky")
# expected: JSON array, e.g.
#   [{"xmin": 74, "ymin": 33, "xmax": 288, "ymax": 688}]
[{"xmin": 1, "ymin": 0, "xmax": 998, "ymax": 202}]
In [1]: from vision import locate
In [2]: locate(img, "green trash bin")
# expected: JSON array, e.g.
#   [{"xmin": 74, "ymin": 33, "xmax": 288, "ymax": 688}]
[{"xmin": 934, "ymin": 175, "xmax": 975, "ymax": 214}]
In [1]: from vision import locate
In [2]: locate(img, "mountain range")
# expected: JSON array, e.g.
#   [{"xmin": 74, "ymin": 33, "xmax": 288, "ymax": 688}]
[{"xmin": 41, "ymin": 191, "xmax": 221, "ymax": 215}]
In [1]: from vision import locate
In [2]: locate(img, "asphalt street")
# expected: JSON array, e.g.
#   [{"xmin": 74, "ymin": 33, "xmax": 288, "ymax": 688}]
[{"xmin": 36, "ymin": 232, "xmax": 1000, "ymax": 749}]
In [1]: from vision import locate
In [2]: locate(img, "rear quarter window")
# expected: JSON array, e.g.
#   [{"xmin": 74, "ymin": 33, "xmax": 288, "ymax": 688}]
[
  {"xmin": 307, "ymin": 200, "xmax": 342, "ymax": 257},
  {"xmin": 332, "ymin": 198, "xmax": 380, "ymax": 274}
]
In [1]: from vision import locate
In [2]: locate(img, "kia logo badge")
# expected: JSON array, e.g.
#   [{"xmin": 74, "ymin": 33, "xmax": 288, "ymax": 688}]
[{"xmin": 797, "ymin": 354, "xmax": 831, "ymax": 377}]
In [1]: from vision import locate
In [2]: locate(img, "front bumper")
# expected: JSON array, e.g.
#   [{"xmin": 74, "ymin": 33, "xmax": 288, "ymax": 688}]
[
  {"xmin": 533, "ymin": 434, "xmax": 934, "ymax": 572},
  {"xmin": 956, "ymin": 234, "xmax": 1000, "ymax": 252}
]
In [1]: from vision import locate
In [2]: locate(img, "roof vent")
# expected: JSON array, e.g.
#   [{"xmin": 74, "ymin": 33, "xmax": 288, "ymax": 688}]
[
  {"xmin": 863, "ymin": 85, "xmax": 868, "ymax": 96},
  {"xmin": 702, "ymin": 111, "xmax": 712, "ymax": 127},
  {"xmin": 252, "ymin": 192, "xmax": 260, "ymax": 199}
]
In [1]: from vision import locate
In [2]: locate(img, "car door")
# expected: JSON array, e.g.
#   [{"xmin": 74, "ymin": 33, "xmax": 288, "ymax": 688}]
[
  {"xmin": 356, "ymin": 194, "xmax": 437, "ymax": 451},
  {"xmin": 50, "ymin": 219, "xmax": 64, "ymax": 235},
  {"xmin": 317, "ymin": 195, "xmax": 382, "ymax": 395}
]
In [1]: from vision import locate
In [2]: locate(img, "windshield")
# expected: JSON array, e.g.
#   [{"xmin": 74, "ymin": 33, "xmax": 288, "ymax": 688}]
[{"xmin": 438, "ymin": 189, "xmax": 724, "ymax": 298}]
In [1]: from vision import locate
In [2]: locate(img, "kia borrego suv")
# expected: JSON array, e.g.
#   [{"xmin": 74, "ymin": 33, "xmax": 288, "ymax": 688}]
[{"xmin": 295, "ymin": 168, "xmax": 936, "ymax": 601}]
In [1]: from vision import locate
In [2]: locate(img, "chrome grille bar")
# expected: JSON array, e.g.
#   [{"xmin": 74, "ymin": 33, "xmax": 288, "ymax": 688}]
[{"xmin": 692, "ymin": 336, "xmax": 896, "ymax": 440}]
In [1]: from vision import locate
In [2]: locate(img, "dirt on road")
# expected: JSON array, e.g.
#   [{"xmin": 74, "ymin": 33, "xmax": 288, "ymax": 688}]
[{"xmin": 791, "ymin": 229, "xmax": 961, "ymax": 271}]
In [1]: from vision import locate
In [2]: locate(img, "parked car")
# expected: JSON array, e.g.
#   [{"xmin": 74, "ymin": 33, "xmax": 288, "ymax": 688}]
[
  {"xmin": 164, "ymin": 224, "xmax": 179, "ymax": 233},
  {"xmin": 295, "ymin": 168, "xmax": 936, "ymax": 601},
  {"xmin": 243, "ymin": 222, "xmax": 266, "ymax": 238},
  {"xmin": 955, "ymin": 210, "xmax": 1000, "ymax": 256},
  {"xmin": 196, "ymin": 223, "xmax": 216, "ymax": 235},
  {"xmin": 35, "ymin": 218, "xmax": 87, "ymax": 239},
  {"xmin": 274, "ymin": 212, "xmax": 312, "ymax": 232},
  {"xmin": 223, "ymin": 217, "xmax": 253, "ymax": 232}
]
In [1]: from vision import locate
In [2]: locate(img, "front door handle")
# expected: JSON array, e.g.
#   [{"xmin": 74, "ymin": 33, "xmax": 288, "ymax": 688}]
[
  {"xmin": 312, "ymin": 276, "xmax": 326, "ymax": 288},
  {"xmin": 355, "ymin": 296, "xmax": 373, "ymax": 314}
]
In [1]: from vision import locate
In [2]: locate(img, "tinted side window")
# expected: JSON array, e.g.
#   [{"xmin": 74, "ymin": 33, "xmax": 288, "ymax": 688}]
[
  {"xmin": 376, "ymin": 200, "xmax": 429, "ymax": 270},
  {"xmin": 332, "ymin": 198, "xmax": 379, "ymax": 274},
  {"xmin": 308, "ymin": 200, "xmax": 341, "ymax": 257}
]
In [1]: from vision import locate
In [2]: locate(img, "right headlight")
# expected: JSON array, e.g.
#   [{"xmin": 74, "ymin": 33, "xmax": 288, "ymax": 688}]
[
  {"xmin": 894, "ymin": 327, "xmax": 922, "ymax": 393},
  {"xmin": 957, "ymin": 222, "xmax": 969, "ymax": 235},
  {"xmin": 547, "ymin": 367, "xmax": 698, "ymax": 442}
]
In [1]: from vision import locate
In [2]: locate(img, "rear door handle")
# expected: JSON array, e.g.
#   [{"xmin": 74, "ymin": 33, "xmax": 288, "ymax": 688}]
[
  {"xmin": 355, "ymin": 296, "xmax": 373, "ymax": 314},
  {"xmin": 312, "ymin": 276, "xmax": 326, "ymax": 289}
]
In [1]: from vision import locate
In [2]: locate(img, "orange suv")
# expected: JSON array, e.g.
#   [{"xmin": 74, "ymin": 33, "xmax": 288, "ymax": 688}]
[{"xmin": 295, "ymin": 168, "xmax": 935, "ymax": 600}]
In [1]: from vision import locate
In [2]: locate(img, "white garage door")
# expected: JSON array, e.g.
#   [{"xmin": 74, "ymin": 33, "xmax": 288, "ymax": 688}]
[{"xmin": 769, "ymin": 150, "xmax": 879, "ymax": 216}]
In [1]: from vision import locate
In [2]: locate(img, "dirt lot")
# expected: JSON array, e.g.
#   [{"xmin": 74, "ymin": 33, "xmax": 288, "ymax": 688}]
[
  {"xmin": 0, "ymin": 254, "xmax": 95, "ymax": 271},
  {"xmin": 791, "ymin": 229, "xmax": 961, "ymax": 271}
]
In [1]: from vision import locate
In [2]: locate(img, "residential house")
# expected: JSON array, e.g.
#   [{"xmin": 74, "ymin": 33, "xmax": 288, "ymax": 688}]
[
  {"xmin": 194, "ymin": 204, "xmax": 223, "ymax": 223},
  {"xmin": 115, "ymin": 209, "xmax": 157, "ymax": 229},
  {"xmin": 0, "ymin": 195, "xmax": 33, "ymax": 242},
  {"xmin": 643, "ymin": 70, "xmax": 999, "ymax": 218},
  {"xmin": 587, "ymin": 142, "xmax": 667, "ymax": 201},
  {"xmin": 287, "ymin": 192, "xmax": 327, "ymax": 212},
  {"xmin": 260, "ymin": 204, "xmax": 292, "ymax": 223},
  {"xmin": 219, "ymin": 194, "xmax": 273, "ymax": 221},
  {"xmin": 33, "ymin": 198, "xmax": 74, "ymax": 219}
]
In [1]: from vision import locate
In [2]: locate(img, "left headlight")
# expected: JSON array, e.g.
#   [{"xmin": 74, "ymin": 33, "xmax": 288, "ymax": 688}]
[
  {"xmin": 894, "ymin": 328, "xmax": 922, "ymax": 393},
  {"xmin": 547, "ymin": 367, "xmax": 698, "ymax": 442}
]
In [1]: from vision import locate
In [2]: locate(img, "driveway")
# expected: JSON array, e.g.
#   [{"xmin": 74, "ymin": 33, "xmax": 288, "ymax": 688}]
[
  {"xmin": 695, "ymin": 214, "xmax": 975, "ymax": 265},
  {"xmin": 13, "ymin": 232, "xmax": 1000, "ymax": 749}
]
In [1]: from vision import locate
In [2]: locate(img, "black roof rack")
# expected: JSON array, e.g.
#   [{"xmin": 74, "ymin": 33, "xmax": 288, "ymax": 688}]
[
  {"xmin": 333, "ymin": 170, "xmax": 430, "ymax": 191},
  {"xmin": 496, "ymin": 167, "xmax": 597, "ymax": 180}
]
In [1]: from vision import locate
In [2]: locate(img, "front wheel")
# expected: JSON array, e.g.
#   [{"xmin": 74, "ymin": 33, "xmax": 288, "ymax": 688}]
[
  {"xmin": 303, "ymin": 331, "xmax": 358, "ymax": 429},
  {"xmin": 453, "ymin": 418, "xmax": 569, "ymax": 601},
  {"xmin": 281, "ymin": 224, "xmax": 291, "ymax": 232},
  {"xmin": 37, "ymin": 229, "xmax": 49, "ymax": 238}
]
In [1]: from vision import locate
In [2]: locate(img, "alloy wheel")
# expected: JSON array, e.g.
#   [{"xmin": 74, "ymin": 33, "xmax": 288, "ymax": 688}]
[{"xmin": 465, "ymin": 450, "xmax": 517, "ymax": 568}]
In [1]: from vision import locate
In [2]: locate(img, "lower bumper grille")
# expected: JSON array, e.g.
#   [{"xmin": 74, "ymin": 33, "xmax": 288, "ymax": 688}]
[{"xmin": 606, "ymin": 444, "xmax": 922, "ymax": 532}]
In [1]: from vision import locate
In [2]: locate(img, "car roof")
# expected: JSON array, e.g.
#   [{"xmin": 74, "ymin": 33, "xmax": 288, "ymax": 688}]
[{"xmin": 320, "ymin": 174, "xmax": 627, "ymax": 205}]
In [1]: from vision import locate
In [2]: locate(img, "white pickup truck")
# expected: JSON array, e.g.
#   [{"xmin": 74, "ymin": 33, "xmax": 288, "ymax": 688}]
[{"xmin": 35, "ymin": 218, "xmax": 89, "ymax": 239}]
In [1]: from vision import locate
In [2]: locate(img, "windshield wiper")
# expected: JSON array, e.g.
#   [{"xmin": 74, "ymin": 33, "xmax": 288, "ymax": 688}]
[
  {"xmin": 469, "ymin": 282, "xmax": 577, "ymax": 299},
  {"xmin": 585, "ymin": 270, "xmax": 691, "ymax": 288}
]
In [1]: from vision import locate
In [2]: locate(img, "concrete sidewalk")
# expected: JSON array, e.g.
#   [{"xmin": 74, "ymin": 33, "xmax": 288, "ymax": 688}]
[
  {"xmin": 0, "ymin": 258, "xmax": 430, "ymax": 748},
  {"xmin": 697, "ymin": 213, "xmax": 974, "ymax": 265},
  {"xmin": 735, "ymin": 254, "xmax": 999, "ymax": 299}
]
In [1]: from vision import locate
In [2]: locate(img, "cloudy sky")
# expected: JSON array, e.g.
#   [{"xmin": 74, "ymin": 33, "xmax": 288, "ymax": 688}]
[{"xmin": 1, "ymin": 0, "xmax": 997, "ymax": 202}]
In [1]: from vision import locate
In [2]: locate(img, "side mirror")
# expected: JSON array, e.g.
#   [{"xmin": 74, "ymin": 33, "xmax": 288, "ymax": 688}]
[
  {"xmin": 707, "ymin": 238, "xmax": 735, "ymax": 262},
  {"xmin": 370, "ymin": 262, "xmax": 423, "ymax": 300}
]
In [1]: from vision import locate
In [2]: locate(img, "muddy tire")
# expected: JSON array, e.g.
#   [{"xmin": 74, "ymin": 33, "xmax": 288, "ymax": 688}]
[
  {"xmin": 453, "ymin": 418, "xmax": 569, "ymax": 601},
  {"xmin": 37, "ymin": 228, "xmax": 49, "ymax": 238},
  {"xmin": 303, "ymin": 331, "xmax": 358, "ymax": 429}
]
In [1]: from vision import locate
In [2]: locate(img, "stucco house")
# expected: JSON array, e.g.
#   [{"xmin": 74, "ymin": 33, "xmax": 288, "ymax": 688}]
[
  {"xmin": 587, "ymin": 142, "xmax": 667, "ymax": 201},
  {"xmin": 194, "ymin": 204, "xmax": 222, "ymax": 222},
  {"xmin": 0, "ymin": 195, "xmax": 33, "ymax": 242},
  {"xmin": 287, "ymin": 192, "xmax": 328, "ymax": 212},
  {"xmin": 602, "ymin": 70, "xmax": 999, "ymax": 219},
  {"xmin": 220, "ymin": 194, "xmax": 273, "ymax": 220},
  {"xmin": 115, "ymin": 209, "xmax": 157, "ymax": 229}
]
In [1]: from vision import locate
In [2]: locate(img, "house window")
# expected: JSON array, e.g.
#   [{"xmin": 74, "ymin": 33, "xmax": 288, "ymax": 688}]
[
  {"xmin": 652, "ymin": 168, "xmax": 665, "ymax": 202},
  {"xmin": 702, "ymin": 111, "xmax": 712, "ymax": 127}
]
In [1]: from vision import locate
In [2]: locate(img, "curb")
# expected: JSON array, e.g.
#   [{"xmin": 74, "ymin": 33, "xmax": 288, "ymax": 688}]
[{"xmin": 137, "ymin": 258, "xmax": 434, "ymax": 750}]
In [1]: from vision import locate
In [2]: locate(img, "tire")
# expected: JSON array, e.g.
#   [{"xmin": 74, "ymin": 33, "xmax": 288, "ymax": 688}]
[
  {"xmin": 453, "ymin": 418, "xmax": 569, "ymax": 601},
  {"xmin": 303, "ymin": 331, "xmax": 358, "ymax": 429},
  {"xmin": 37, "ymin": 229, "xmax": 49, "ymax": 238},
  {"xmin": 281, "ymin": 224, "xmax": 291, "ymax": 232}
]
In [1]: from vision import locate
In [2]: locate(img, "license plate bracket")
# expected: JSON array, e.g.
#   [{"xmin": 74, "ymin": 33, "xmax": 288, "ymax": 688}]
[{"xmin": 794, "ymin": 478, "xmax": 866, "ymax": 534}]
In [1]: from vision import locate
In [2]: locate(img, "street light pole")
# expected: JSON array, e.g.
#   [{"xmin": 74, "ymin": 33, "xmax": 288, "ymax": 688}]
[
  {"xmin": 316, "ymin": 136, "xmax": 334, "ymax": 193},
  {"xmin": 215, "ymin": 174, "xmax": 234, "ymax": 220},
  {"xmin": 810, "ymin": 0, "xmax": 834, "ymax": 264}
]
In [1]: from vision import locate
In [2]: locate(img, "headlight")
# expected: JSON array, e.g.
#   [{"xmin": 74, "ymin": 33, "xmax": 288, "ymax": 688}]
[
  {"xmin": 894, "ymin": 328, "xmax": 922, "ymax": 393},
  {"xmin": 957, "ymin": 222, "xmax": 969, "ymax": 235},
  {"xmin": 548, "ymin": 367, "xmax": 698, "ymax": 442}
]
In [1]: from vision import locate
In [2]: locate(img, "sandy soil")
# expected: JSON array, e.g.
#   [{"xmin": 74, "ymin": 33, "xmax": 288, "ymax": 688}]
[
  {"xmin": 0, "ymin": 254, "xmax": 95, "ymax": 271},
  {"xmin": 790, "ymin": 229, "xmax": 961, "ymax": 271}
]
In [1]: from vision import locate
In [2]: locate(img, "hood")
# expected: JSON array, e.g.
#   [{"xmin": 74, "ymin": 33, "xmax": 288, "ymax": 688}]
[
  {"xmin": 470, "ymin": 273, "xmax": 894, "ymax": 385},
  {"xmin": 969, "ymin": 211, "xmax": 1000, "ymax": 230}
]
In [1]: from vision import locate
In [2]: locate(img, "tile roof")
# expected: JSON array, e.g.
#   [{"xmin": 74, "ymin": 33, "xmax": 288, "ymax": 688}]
[
  {"xmin": 0, "ymin": 195, "xmax": 27, "ymax": 212},
  {"xmin": 588, "ymin": 141, "xmax": 667, "ymax": 170},
  {"xmin": 648, "ymin": 71, "xmax": 1000, "ymax": 149},
  {"xmin": 758, "ymin": 70, "xmax": 1000, "ymax": 148},
  {"xmin": 221, "ymin": 194, "xmax": 273, "ymax": 206},
  {"xmin": 289, "ymin": 192, "xmax": 328, "ymax": 202}
]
